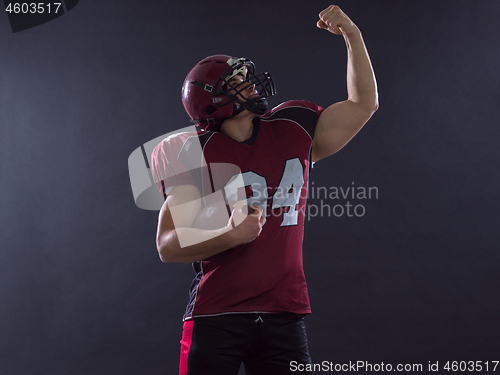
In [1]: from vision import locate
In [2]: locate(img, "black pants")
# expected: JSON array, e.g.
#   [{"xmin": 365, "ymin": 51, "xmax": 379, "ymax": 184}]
[{"xmin": 180, "ymin": 313, "xmax": 313, "ymax": 375}]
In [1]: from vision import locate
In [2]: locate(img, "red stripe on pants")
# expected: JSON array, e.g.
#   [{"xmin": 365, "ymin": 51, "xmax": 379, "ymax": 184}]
[{"xmin": 179, "ymin": 320, "xmax": 194, "ymax": 375}]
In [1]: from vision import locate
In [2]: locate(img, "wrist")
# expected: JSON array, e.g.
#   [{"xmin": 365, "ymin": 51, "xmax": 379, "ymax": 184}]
[
  {"xmin": 343, "ymin": 25, "xmax": 361, "ymax": 38},
  {"xmin": 343, "ymin": 26, "xmax": 363, "ymax": 51},
  {"xmin": 223, "ymin": 222, "xmax": 240, "ymax": 248}
]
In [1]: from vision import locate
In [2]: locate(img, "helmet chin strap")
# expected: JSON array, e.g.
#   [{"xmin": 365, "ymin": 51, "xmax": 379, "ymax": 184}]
[
  {"xmin": 193, "ymin": 96, "xmax": 268, "ymax": 128},
  {"xmin": 231, "ymin": 96, "xmax": 269, "ymax": 117},
  {"xmin": 244, "ymin": 97, "xmax": 269, "ymax": 115}
]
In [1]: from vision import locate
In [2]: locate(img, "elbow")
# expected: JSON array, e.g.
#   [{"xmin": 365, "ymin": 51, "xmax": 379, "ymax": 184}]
[
  {"xmin": 368, "ymin": 92, "xmax": 379, "ymax": 113},
  {"xmin": 158, "ymin": 248, "xmax": 193, "ymax": 264},
  {"xmin": 359, "ymin": 101, "xmax": 378, "ymax": 122},
  {"xmin": 156, "ymin": 231, "xmax": 191, "ymax": 263},
  {"xmin": 355, "ymin": 97, "xmax": 378, "ymax": 118},
  {"xmin": 156, "ymin": 233, "xmax": 175, "ymax": 263},
  {"xmin": 157, "ymin": 239, "xmax": 182, "ymax": 263},
  {"xmin": 373, "ymin": 89, "xmax": 379, "ymax": 112},
  {"xmin": 364, "ymin": 99, "xmax": 379, "ymax": 119},
  {"xmin": 157, "ymin": 245, "xmax": 172, "ymax": 263},
  {"xmin": 158, "ymin": 250, "xmax": 172, "ymax": 263},
  {"xmin": 365, "ymin": 92, "xmax": 379, "ymax": 114}
]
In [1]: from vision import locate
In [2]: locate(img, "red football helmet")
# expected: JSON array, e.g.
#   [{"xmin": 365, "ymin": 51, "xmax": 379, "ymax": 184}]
[{"xmin": 182, "ymin": 54, "xmax": 276, "ymax": 130}]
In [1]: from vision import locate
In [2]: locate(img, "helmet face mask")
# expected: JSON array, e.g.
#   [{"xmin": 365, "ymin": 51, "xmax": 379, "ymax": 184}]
[
  {"xmin": 219, "ymin": 70, "xmax": 276, "ymax": 116},
  {"xmin": 182, "ymin": 55, "xmax": 276, "ymax": 130}
]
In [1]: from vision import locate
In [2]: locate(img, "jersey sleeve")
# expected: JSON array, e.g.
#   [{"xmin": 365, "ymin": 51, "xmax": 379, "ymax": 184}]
[
  {"xmin": 150, "ymin": 132, "xmax": 197, "ymax": 199},
  {"xmin": 265, "ymin": 100, "xmax": 324, "ymax": 139}
]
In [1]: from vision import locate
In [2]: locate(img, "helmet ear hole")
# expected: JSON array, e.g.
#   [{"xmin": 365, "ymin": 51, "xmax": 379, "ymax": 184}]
[{"xmin": 205, "ymin": 105, "xmax": 217, "ymax": 115}]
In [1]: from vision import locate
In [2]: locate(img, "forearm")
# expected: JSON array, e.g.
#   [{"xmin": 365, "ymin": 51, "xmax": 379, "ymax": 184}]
[
  {"xmin": 157, "ymin": 225, "xmax": 238, "ymax": 263},
  {"xmin": 344, "ymin": 28, "xmax": 378, "ymax": 112}
]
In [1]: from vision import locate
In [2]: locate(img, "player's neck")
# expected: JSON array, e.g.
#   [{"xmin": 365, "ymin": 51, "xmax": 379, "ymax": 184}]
[{"xmin": 220, "ymin": 112, "xmax": 255, "ymax": 143}]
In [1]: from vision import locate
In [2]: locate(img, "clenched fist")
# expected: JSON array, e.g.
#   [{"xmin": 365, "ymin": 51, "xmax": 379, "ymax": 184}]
[
  {"xmin": 229, "ymin": 201, "xmax": 266, "ymax": 246},
  {"xmin": 317, "ymin": 5, "xmax": 358, "ymax": 36}
]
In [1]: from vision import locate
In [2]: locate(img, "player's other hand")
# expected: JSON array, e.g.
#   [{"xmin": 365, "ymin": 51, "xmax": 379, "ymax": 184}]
[
  {"xmin": 229, "ymin": 201, "xmax": 266, "ymax": 246},
  {"xmin": 317, "ymin": 5, "xmax": 357, "ymax": 36}
]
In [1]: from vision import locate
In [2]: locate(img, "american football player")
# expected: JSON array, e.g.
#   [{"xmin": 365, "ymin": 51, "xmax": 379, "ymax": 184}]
[{"xmin": 152, "ymin": 5, "xmax": 378, "ymax": 375}]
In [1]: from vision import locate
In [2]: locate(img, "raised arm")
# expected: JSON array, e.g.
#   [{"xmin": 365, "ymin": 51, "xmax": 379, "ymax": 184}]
[{"xmin": 311, "ymin": 5, "xmax": 379, "ymax": 162}]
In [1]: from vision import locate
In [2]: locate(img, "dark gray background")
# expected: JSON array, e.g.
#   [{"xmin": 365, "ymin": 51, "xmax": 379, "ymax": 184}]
[{"xmin": 1, "ymin": 1, "xmax": 499, "ymax": 374}]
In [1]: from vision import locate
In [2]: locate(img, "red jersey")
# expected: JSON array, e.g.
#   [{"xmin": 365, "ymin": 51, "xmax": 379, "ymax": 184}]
[{"xmin": 151, "ymin": 100, "xmax": 324, "ymax": 320}]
